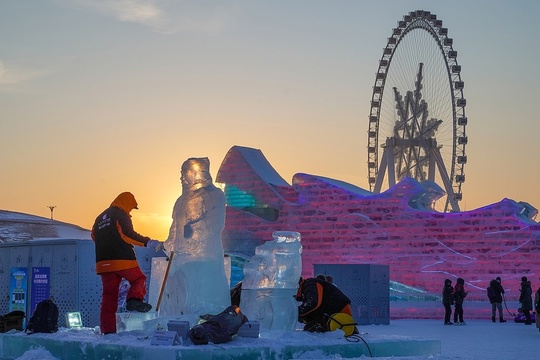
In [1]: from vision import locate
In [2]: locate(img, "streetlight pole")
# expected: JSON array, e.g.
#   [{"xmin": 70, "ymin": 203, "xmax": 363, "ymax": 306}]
[{"xmin": 47, "ymin": 206, "xmax": 57, "ymax": 220}]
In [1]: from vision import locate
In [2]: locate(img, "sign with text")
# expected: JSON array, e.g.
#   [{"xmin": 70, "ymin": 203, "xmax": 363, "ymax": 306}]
[
  {"xmin": 9, "ymin": 267, "xmax": 28, "ymax": 312},
  {"xmin": 150, "ymin": 330, "xmax": 181, "ymax": 346},
  {"xmin": 31, "ymin": 267, "xmax": 51, "ymax": 313}
]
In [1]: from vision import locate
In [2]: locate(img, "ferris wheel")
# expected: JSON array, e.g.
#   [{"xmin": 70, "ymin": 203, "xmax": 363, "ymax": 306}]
[{"xmin": 367, "ymin": 10, "xmax": 468, "ymax": 212}]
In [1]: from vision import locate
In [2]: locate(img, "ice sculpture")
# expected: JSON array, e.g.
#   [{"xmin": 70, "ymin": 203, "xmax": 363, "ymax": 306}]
[
  {"xmin": 240, "ymin": 231, "xmax": 302, "ymax": 331},
  {"xmin": 160, "ymin": 157, "xmax": 230, "ymax": 316}
]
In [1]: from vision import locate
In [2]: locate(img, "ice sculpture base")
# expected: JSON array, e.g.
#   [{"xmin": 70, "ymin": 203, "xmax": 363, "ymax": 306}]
[
  {"xmin": 240, "ymin": 288, "xmax": 298, "ymax": 331},
  {"xmin": 167, "ymin": 320, "xmax": 190, "ymax": 341},
  {"xmin": 116, "ymin": 312, "xmax": 159, "ymax": 333},
  {"xmin": 0, "ymin": 328, "xmax": 441, "ymax": 360},
  {"xmin": 237, "ymin": 321, "xmax": 260, "ymax": 338}
]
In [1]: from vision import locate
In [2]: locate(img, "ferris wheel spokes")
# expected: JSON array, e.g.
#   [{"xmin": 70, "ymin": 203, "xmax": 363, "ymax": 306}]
[
  {"xmin": 367, "ymin": 10, "xmax": 468, "ymax": 212},
  {"xmin": 372, "ymin": 62, "xmax": 461, "ymax": 212}
]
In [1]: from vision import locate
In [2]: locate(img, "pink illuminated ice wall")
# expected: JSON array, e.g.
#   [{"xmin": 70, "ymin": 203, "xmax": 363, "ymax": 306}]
[{"xmin": 216, "ymin": 146, "xmax": 540, "ymax": 317}]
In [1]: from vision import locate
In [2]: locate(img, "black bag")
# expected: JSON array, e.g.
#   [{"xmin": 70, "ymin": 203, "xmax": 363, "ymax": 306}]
[
  {"xmin": 0, "ymin": 310, "xmax": 25, "ymax": 332},
  {"xmin": 189, "ymin": 305, "xmax": 248, "ymax": 345},
  {"xmin": 26, "ymin": 299, "xmax": 59, "ymax": 334},
  {"xmin": 487, "ymin": 286, "xmax": 496, "ymax": 301}
]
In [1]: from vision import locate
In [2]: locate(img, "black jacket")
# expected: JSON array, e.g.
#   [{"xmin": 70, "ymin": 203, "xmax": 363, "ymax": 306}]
[
  {"xmin": 453, "ymin": 282, "xmax": 467, "ymax": 306},
  {"xmin": 487, "ymin": 279, "xmax": 504, "ymax": 304},
  {"xmin": 92, "ymin": 192, "xmax": 151, "ymax": 274},
  {"xmin": 442, "ymin": 283, "xmax": 454, "ymax": 306},
  {"xmin": 297, "ymin": 278, "xmax": 351, "ymax": 326},
  {"xmin": 519, "ymin": 280, "xmax": 533, "ymax": 311}
]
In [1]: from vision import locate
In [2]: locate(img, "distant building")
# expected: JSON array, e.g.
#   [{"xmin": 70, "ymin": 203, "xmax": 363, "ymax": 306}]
[
  {"xmin": 0, "ymin": 210, "xmax": 160, "ymax": 327},
  {"xmin": 0, "ymin": 210, "xmax": 91, "ymax": 243}
]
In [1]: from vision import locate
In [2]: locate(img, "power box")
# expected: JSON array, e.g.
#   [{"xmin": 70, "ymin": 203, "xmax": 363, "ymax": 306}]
[{"xmin": 314, "ymin": 264, "xmax": 389, "ymax": 325}]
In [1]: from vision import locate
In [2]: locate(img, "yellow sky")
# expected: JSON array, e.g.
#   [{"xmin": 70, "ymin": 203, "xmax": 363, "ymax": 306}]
[{"xmin": 1, "ymin": 1, "xmax": 540, "ymax": 240}]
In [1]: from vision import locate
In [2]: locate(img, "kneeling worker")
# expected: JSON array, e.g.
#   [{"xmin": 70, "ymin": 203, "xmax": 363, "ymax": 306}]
[{"xmin": 296, "ymin": 276, "xmax": 358, "ymax": 335}]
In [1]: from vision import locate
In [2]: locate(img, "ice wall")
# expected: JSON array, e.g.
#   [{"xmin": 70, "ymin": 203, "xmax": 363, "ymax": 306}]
[{"xmin": 216, "ymin": 146, "xmax": 540, "ymax": 310}]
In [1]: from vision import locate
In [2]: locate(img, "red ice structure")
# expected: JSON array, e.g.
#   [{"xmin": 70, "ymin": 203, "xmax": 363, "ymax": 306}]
[{"xmin": 216, "ymin": 146, "xmax": 540, "ymax": 317}]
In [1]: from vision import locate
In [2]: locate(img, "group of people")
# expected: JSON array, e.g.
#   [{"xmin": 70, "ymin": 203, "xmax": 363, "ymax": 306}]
[
  {"xmin": 90, "ymin": 190, "xmax": 540, "ymax": 337},
  {"xmin": 93, "ymin": 168, "xmax": 540, "ymax": 336},
  {"xmin": 488, "ymin": 276, "xmax": 536, "ymax": 326},
  {"xmin": 442, "ymin": 277, "xmax": 468, "ymax": 325},
  {"xmin": 443, "ymin": 275, "xmax": 540, "ymax": 329}
]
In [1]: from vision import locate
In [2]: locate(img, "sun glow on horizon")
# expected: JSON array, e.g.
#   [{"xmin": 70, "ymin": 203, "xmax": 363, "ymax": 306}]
[{"xmin": 132, "ymin": 211, "xmax": 171, "ymax": 241}]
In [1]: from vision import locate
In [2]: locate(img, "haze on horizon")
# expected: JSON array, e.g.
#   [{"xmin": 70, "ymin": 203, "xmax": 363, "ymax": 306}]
[{"xmin": 1, "ymin": 1, "xmax": 539, "ymax": 240}]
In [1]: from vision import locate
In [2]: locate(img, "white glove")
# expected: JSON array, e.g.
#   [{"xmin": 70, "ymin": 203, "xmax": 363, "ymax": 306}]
[{"xmin": 147, "ymin": 240, "xmax": 164, "ymax": 252}]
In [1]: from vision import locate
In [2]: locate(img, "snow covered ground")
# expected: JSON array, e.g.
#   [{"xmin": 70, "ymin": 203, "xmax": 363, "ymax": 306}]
[
  {"xmin": 8, "ymin": 318, "xmax": 538, "ymax": 359},
  {"xmin": 363, "ymin": 318, "xmax": 539, "ymax": 359}
]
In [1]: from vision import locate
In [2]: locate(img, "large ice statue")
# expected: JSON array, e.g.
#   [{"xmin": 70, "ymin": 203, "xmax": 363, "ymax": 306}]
[
  {"xmin": 240, "ymin": 231, "xmax": 302, "ymax": 331},
  {"xmin": 160, "ymin": 157, "xmax": 231, "ymax": 316}
]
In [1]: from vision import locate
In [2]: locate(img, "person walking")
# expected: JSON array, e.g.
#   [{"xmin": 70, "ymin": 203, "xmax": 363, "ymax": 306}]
[
  {"xmin": 442, "ymin": 279, "xmax": 454, "ymax": 325},
  {"xmin": 92, "ymin": 191, "xmax": 163, "ymax": 334},
  {"xmin": 487, "ymin": 277, "xmax": 506, "ymax": 322},
  {"xmin": 519, "ymin": 276, "xmax": 533, "ymax": 325},
  {"xmin": 453, "ymin": 278, "xmax": 468, "ymax": 325}
]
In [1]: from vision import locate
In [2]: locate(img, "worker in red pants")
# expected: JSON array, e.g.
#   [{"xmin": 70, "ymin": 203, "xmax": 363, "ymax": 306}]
[{"xmin": 92, "ymin": 192, "xmax": 163, "ymax": 334}]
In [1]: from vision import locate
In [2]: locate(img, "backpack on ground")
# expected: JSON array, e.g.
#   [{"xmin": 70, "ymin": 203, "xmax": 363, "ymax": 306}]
[
  {"xmin": 0, "ymin": 310, "xmax": 25, "ymax": 333},
  {"xmin": 189, "ymin": 305, "xmax": 248, "ymax": 345},
  {"xmin": 25, "ymin": 299, "xmax": 59, "ymax": 334}
]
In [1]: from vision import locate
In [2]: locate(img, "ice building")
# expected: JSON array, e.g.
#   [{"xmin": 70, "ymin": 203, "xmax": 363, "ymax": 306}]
[{"xmin": 216, "ymin": 146, "xmax": 540, "ymax": 318}]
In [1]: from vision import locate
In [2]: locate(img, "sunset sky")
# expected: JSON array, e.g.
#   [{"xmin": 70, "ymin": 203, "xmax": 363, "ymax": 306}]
[{"xmin": 1, "ymin": 1, "xmax": 539, "ymax": 240}]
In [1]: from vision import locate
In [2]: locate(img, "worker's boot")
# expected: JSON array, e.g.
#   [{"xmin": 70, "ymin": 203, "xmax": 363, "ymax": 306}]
[{"xmin": 126, "ymin": 298, "xmax": 152, "ymax": 312}]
